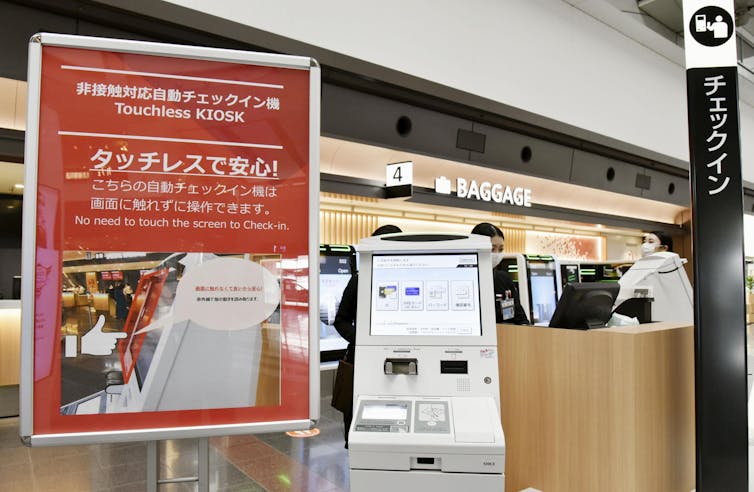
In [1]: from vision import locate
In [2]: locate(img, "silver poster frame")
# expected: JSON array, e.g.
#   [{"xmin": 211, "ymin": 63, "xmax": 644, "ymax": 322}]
[{"xmin": 20, "ymin": 32, "xmax": 320, "ymax": 446}]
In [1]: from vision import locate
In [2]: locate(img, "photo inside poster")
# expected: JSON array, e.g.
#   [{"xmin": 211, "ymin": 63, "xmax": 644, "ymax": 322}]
[{"xmin": 59, "ymin": 251, "xmax": 289, "ymax": 415}]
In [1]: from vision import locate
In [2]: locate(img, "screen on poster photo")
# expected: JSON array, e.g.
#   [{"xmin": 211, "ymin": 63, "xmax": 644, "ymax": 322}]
[
  {"xmin": 134, "ymin": 323, "xmax": 164, "ymax": 390},
  {"xmin": 119, "ymin": 268, "xmax": 168, "ymax": 385},
  {"xmin": 370, "ymin": 253, "xmax": 481, "ymax": 336}
]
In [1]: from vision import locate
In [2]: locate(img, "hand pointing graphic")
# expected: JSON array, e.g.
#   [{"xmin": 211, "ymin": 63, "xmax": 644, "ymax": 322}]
[{"xmin": 81, "ymin": 315, "xmax": 127, "ymax": 356}]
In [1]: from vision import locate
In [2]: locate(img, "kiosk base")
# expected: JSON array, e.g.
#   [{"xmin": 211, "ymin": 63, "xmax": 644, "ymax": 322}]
[{"xmin": 350, "ymin": 469, "xmax": 504, "ymax": 491}]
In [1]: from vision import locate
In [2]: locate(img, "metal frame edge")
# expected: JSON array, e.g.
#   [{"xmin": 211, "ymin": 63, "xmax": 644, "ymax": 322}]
[
  {"xmin": 37, "ymin": 32, "xmax": 312, "ymax": 70},
  {"xmin": 308, "ymin": 61, "xmax": 321, "ymax": 423},
  {"xmin": 29, "ymin": 419, "xmax": 312, "ymax": 446},
  {"xmin": 19, "ymin": 35, "xmax": 43, "ymax": 443}
]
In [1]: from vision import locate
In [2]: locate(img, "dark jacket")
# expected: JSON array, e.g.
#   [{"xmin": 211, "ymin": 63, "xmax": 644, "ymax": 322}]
[
  {"xmin": 493, "ymin": 269, "xmax": 530, "ymax": 325},
  {"xmin": 113, "ymin": 284, "xmax": 129, "ymax": 320},
  {"xmin": 333, "ymin": 274, "xmax": 358, "ymax": 363}
]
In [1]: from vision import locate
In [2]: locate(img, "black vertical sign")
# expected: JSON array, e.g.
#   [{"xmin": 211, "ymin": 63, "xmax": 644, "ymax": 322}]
[{"xmin": 684, "ymin": 1, "xmax": 748, "ymax": 489}]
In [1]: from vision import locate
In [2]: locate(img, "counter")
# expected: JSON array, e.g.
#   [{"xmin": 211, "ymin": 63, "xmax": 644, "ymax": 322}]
[{"xmin": 497, "ymin": 322, "xmax": 695, "ymax": 492}]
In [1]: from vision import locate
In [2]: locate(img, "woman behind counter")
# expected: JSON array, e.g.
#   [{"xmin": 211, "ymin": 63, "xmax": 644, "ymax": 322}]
[{"xmin": 471, "ymin": 222, "xmax": 530, "ymax": 325}]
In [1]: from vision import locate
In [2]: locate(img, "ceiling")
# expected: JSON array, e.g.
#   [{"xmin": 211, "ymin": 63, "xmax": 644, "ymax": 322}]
[
  {"xmin": 0, "ymin": 70, "xmax": 685, "ymax": 241},
  {"xmin": 320, "ymin": 136, "xmax": 687, "ymax": 229},
  {"xmin": 0, "ymin": 134, "xmax": 685, "ymax": 243},
  {"xmin": 638, "ymin": 0, "xmax": 754, "ymax": 34}
]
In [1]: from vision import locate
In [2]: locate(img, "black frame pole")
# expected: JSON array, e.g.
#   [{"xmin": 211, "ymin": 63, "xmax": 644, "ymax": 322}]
[{"xmin": 683, "ymin": 1, "xmax": 749, "ymax": 490}]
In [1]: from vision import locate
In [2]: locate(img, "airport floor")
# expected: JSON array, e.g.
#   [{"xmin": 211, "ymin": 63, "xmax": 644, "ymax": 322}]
[
  {"xmin": 3, "ymin": 392, "xmax": 754, "ymax": 491},
  {"xmin": 0, "ymin": 397, "xmax": 350, "ymax": 492}
]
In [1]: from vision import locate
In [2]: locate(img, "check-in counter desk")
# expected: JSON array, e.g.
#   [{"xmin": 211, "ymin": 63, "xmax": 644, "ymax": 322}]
[
  {"xmin": 0, "ymin": 300, "xmax": 21, "ymax": 417},
  {"xmin": 91, "ymin": 293, "xmax": 111, "ymax": 312},
  {"xmin": 62, "ymin": 291, "xmax": 91, "ymax": 308},
  {"xmin": 497, "ymin": 322, "xmax": 694, "ymax": 492}
]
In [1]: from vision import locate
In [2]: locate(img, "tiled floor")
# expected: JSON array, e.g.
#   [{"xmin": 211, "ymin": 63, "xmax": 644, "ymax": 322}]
[{"xmin": 0, "ymin": 398, "xmax": 350, "ymax": 492}]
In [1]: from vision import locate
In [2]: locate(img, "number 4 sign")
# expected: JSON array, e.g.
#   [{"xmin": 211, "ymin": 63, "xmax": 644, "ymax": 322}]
[{"xmin": 385, "ymin": 161, "xmax": 413, "ymax": 199}]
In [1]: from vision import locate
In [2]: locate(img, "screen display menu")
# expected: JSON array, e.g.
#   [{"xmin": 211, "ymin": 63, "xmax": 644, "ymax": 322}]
[
  {"xmin": 370, "ymin": 253, "xmax": 481, "ymax": 336},
  {"xmin": 319, "ymin": 254, "xmax": 352, "ymax": 352},
  {"xmin": 527, "ymin": 260, "xmax": 558, "ymax": 325}
]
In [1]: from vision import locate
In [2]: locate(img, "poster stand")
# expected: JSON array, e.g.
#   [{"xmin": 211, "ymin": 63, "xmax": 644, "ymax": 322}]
[
  {"xmin": 146, "ymin": 438, "xmax": 210, "ymax": 492},
  {"xmin": 21, "ymin": 32, "xmax": 321, "ymax": 447}
]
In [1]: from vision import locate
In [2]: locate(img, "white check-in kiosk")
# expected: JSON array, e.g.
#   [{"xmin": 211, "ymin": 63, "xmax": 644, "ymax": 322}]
[
  {"xmin": 349, "ymin": 233, "xmax": 505, "ymax": 491},
  {"xmin": 614, "ymin": 251, "xmax": 694, "ymax": 324}
]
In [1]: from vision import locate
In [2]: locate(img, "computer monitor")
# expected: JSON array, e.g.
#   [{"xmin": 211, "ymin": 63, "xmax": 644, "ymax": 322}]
[
  {"xmin": 369, "ymin": 252, "xmax": 482, "ymax": 337},
  {"xmin": 548, "ymin": 282, "xmax": 620, "ymax": 330}
]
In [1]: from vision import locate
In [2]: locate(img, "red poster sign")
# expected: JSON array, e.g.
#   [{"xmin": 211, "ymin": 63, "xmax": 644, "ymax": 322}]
[{"xmin": 23, "ymin": 35, "xmax": 319, "ymax": 444}]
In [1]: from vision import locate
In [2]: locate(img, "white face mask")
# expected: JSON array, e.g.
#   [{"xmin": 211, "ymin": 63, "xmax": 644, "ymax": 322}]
[
  {"xmin": 641, "ymin": 242, "xmax": 657, "ymax": 257},
  {"xmin": 491, "ymin": 252, "xmax": 504, "ymax": 268}
]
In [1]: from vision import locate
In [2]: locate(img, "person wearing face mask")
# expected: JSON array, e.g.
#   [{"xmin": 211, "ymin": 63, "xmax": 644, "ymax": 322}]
[
  {"xmin": 641, "ymin": 230, "xmax": 673, "ymax": 258},
  {"xmin": 471, "ymin": 222, "xmax": 530, "ymax": 325}
]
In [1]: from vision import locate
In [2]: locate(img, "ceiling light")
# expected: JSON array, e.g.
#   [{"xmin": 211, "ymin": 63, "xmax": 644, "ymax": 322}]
[{"xmin": 14, "ymin": 184, "xmax": 23, "ymax": 189}]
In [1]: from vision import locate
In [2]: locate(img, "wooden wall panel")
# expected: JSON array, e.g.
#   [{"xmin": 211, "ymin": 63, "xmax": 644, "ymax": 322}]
[
  {"xmin": 319, "ymin": 211, "xmax": 378, "ymax": 245},
  {"xmin": 500, "ymin": 227, "xmax": 526, "ymax": 253}
]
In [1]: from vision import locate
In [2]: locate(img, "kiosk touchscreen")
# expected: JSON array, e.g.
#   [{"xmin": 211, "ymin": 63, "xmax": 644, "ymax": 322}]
[
  {"xmin": 319, "ymin": 244, "xmax": 355, "ymax": 361},
  {"xmin": 500, "ymin": 254, "xmax": 562, "ymax": 326},
  {"xmin": 349, "ymin": 233, "xmax": 505, "ymax": 492}
]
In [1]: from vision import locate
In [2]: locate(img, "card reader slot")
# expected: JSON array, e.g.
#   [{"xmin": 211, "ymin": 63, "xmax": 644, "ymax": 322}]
[
  {"xmin": 440, "ymin": 360, "xmax": 468, "ymax": 374},
  {"xmin": 384, "ymin": 358, "xmax": 418, "ymax": 375}
]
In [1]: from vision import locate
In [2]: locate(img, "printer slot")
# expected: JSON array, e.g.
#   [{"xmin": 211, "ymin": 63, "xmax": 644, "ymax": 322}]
[
  {"xmin": 411, "ymin": 456, "xmax": 441, "ymax": 470},
  {"xmin": 441, "ymin": 360, "xmax": 468, "ymax": 374}
]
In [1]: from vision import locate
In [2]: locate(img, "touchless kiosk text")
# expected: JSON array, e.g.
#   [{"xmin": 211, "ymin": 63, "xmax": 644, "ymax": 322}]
[{"xmin": 348, "ymin": 233, "xmax": 505, "ymax": 491}]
